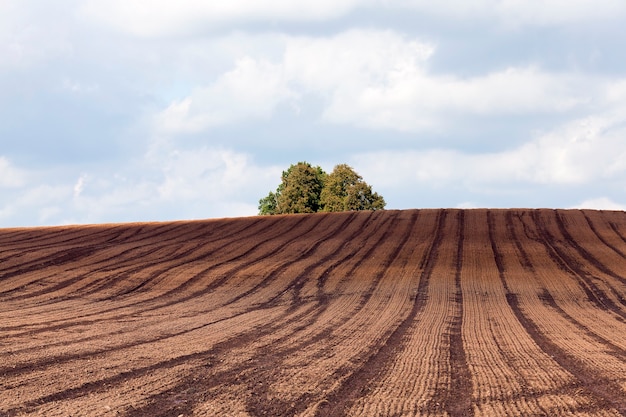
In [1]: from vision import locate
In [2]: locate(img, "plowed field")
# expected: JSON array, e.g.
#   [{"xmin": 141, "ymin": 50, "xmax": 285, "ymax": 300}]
[{"xmin": 2, "ymin": 209, "xmax": 626, "ymax": 416}]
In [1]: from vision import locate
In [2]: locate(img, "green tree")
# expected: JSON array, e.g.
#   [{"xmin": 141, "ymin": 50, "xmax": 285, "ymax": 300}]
[
  {"xmin": 258, "ymin": 162, "xmax": 326, "ymax": 215},
  {"xmin": 276, "ymin": 162, "xmax": 326, "ymax": 214},
  {"xmin": 258, "ymin": 191, "xmax": 278, "ymax": 215},
  {"xmin": 259, "ymin": 162, "xmax": 385, "ymax": 215},
  {"xmin": 345, "ymin": 181, "xmax": 386, "ymax": 211},
  {"xmin": 320, "ymin": 164, "xmax": 386, "ymax": 212}
]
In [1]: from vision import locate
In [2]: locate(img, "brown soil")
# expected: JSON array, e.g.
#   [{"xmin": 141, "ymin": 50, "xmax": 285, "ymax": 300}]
[{"xmin": 1, "ymin": 209, "xmax": 626, "ymax": 416}]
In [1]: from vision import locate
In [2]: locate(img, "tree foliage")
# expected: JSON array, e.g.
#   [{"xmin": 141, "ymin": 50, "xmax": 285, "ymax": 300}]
[
  {"xmin": 320, "ymin": 163, "xmax": 385, "ymax": 212},
  {"xmin": 276, "ymin": 162, "xmax": 326, "ymax": 214},
  {"xmin": 259, "ymin": 162, "xmax": 385, "ymax": 215}
]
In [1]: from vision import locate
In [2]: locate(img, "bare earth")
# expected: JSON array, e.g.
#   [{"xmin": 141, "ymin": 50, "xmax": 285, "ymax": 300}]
[{"xmin": 2, "ymin": 209, "xmax": 626, "ymax": 416}]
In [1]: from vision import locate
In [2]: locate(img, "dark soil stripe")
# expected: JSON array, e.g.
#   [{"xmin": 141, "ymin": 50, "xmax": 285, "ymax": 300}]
[
  {"xmin": 555, "ymin": 210, "xmax": 626, "ymax": 286},
  {"xmin": 313, "ymin": 209, "xmax": 448, "ymax": 417},
  {"xmin": 537, "ymin": 288, "xmax": 626, "ymax": 361},
  {"xmin": 446, "ymin": 209, "xmax": 473, "ymax": 417},
  {"xmin": 1, "ymin": 215, "xmax": 315, "ymax": 335},
  {"xmin": 489, "ymin": 211, "xmax": 626, "ymax": 416},
  {"xmin": 530, "ymin": 210, "xmax": 626, "ymax": 319},
  {"xmin": 123, "ymin": 211, "xmax": 396, "ymax": 416},
  {"xmin": 0, "ymin": 215, "xmax": 345, "ymax": 373},
  {"xmin": 582, "ymin": 211, "xmax": 626, "ymax": 259}
]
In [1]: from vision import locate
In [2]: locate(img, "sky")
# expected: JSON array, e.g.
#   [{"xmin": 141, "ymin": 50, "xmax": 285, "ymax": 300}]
[{"xmin": 2, "ymin": 0, "xmax": 626, "ymax": 227}]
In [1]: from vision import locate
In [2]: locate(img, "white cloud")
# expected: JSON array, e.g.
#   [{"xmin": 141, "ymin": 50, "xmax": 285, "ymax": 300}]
[
  {"xmin": 0, "ymin": 1, "xmax": 73, "ymax": 71},
  {"xmin": 79, "ymin": 0, "xmax": 626, "ymax": 38},
  {"xmin": 156, "ymin": 56, "xmax": 295, "ymax": 133},
  {"xmin": 0, "ymin": 143, "xmax": 281, "ymax": 226},
  {"xmin": 155, "ymin": 146, "xmax": 278, "ymax": 202},
  {"xmin": 0, "ymin": 157, "xmax": 27, "ymax": 187},
  {"xmin": 73, "ymin": 174, "xmax": 87, "ymax": 198},
  {"xmin": 321, "ymin": 65, "xmax": 585, "ymax": 131},
  {"xmin": 67, "ymin": 146, "xmax": 278, "ymax": 224},
  {"xmin": 13, "ymin": 184, "xmax": 73, "ymax": 224},
  {"xmin": 393, "ymin": 0, "xmax": 626, "ymax": 26},
  {"xmin": 572, "ymin": 197, "xmax": 626, "ymax": 211},
  {"xmin": 456, "ymin": 201, "xmax": 479, "ymax": 209},
  {"xmin": 352, "ymin": 110, "xmax": 626, "ymax": 190},
  {"xmin": 80, "ymin": 0, "xmax": 361, "ymax": 37},
  {"xmin": 155, "ymin": 30, "xmax": 591, "ymax": 135}
]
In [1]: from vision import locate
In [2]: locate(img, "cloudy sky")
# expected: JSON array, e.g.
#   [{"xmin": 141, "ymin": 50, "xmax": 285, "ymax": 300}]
[{"xmin": 2, "ymin": 1, "xmax": 626, "ymax": 226}]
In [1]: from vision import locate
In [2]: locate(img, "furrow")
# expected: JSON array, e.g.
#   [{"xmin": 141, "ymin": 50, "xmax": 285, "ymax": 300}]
[{"xmin": 315, "ymin": 209, "xmax": 448, "ymax": 417}]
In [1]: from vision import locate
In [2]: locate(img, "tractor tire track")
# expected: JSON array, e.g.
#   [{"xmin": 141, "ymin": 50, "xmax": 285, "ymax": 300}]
[
  {"xmin": 3, "ymin": 209, "xmax": 626, "ymax": 416},
  {"xmin": 491, "ymin": 211, "xmax": 626, "ymax": 416},
  {"xmin": 446, "ymin": 209, "xmax": 473, "ymax": 417},
  {"xmin": 530, "ymin": 210, "xmax": 626, "ymax": 320},
  {"xmin": 314, "ymin": 209, "xmax": 448, "ymax": 417}
]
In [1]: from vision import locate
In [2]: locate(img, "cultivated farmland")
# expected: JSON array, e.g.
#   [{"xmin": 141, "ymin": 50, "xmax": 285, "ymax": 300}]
[{"xmin": 1, "ymin": 209, "xmax": 626, "ymax": 416}]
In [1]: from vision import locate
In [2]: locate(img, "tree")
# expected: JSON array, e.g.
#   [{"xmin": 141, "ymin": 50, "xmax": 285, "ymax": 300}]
[
  {"xmin": 258, "ymin": 191, "xmax": 278, "ymax": 215},
  {"xmin": 321, "ymin": 164, "xmax": 385, "ymax": 212},
  {"xmin": 258, "ymin": 162, "xmax": 325, "ymax": 215},
  {"xmin": 276, "ymin": 162, "xmax": 325, "ymax": 214},
  {"xmin": 259, "ymin": 162, "xmax": 385, "ymax": 215}
]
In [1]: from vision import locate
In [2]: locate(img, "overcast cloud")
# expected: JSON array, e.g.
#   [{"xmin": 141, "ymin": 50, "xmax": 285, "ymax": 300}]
[{"xmin": 2, "ymin": 0, "xmax": 626, "ymax": 226}]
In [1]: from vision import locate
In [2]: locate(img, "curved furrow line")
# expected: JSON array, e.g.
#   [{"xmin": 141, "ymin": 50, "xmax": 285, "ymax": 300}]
[
  {"xmin": 0, "ymin": 246, "xmax": 100, "ymax": 287},
  {"xmin": 530, "ymin": 210, "xmax": 626, "ymax": 320},
  {"xmin": 0, "ymin": 215, "xmax": 289, "ymax": 319},
  {"xmin": 314, "ymin": 209, "xmax": 448, "ymax": 417},
  {"xmin": 555, "ymin": 210, "xmax": 626, "ymax": 287},
  {"xmin": 513, "ymin": 210, "xmax": 626, "ymax": 350},
  {"xmin": 460, "ymin": 210, "xmax": 553, "ymax": 415},
  {"xmin": 0, "ymin": 217, "xmax": 288, "ymax": 337},
  {"xmin": 582, "ymin": 211, "xmax": 626, "ymax": 259},
  {"xmin": 1, "ymin": 217, "xmax": 376, "ymax": 412},
  {"xmin": 210, "ymin": 210, "xmax": 416, "ymax": 415},
  {"xmin": 0, "ymin": 220, "xmax": 223, "ymax": 299},
  {"xmin": 3, "ymin": 209, "xmax": 626, "ymax": 416},
  {"xmin": 256, "ymin": 212, "xmax": 388, "ymax": 309},
  {"xmin": 0, "ymin": 214, "xmax": 316, "ymax": 339},
  {"xmin": 505, "ymin": 292, "xmax": 626, "ymax": 415},
  {"xmin": 0, "ymin": 213, "xmax": 357, "ymax": 379},
  {"xmin": 3, "ymin": 213, "xmax": 350, "ymax": 350},
  {"xmin": 2, "ymin": 341, "xmax": 231, "ymax": 417},
  {"xmin": 67, "ymin": 217, "xmax": 256, "ymax": 277},
  {"xmin": 0, "ymin": 222, "xmax": 176, "ymax": 276},
  {"xmin": 254, "ymin": 211, "xmax": 378, "ymax": 311},
  {"xmin": 206, "ymin": 211, "xmax": 367, "ymax": 309},
  {"xmin": 121, "ymin": 213, "xmax": 323, "ymax": 300},
  {"xmin": 506, "ymin": 211, "xmax": 626, "ymax": 377},
  {"xmin": 439, "ymin": 210, "xmax": 578, "ymax": 416},
  {"xmin": 129, "ymin": 212, "xmax": 396, "ymax": 417},
  {"xmin": 493, "ymin": 211, "xmax": 626, "ymax": 416},
  {"xmin": 608, "ymin": 219, "xmax": 626, "ymax": 246},
  {"xmin": 120, "ymin": 214, "xmax": 344, "ymax": 320},
  {"xmin": 58, "ymin": 217, "xmax": 273, "ymax": 300},
  {"xmin": 555, "ymin": 210, "xmax": 626, "ymax": 312},
  {"xmin": 504, "ymin": 211, "xmax": 534, "ymax": 272},
  {"xmin": 0, "ymin": 223, "xmax": 129, "ymax": 251},
  {"xmin": 446, "ymin": 209, "xmax": 473, "ymax": 417},
  {"xmin": 537, "ymin": 288, "xmax": 626, "ymax": 361},
  {"xmin": 489, "ymin": 211, "xmax": 606, "ymax": 414},
  {"xmin": 242, "ymin": 210, "xmax": 419, "ymax": 416},
  {"xmin": 0, "ymin": 304, "xmax": 270, "ymax": 379},
  {"xmin": 348, "ymin": 209, "xmax": 460, "ymax": 416},
  {"xmin": 82, "ymin": 217, "xmax": 270, "ymax": 297},
  {"xmin": 123, "ymin": 210, "xmax": 408, "ymax": 417},
  {"xmin": 0, "ymin": 244, "xmax": 184, "ymax": 303},
  {"xmin": 1, "ymin": 299, "xmax": 292, "ymax": 416}
]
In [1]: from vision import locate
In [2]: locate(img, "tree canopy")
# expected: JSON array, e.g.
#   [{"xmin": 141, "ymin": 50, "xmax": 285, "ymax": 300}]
[{"xmin": 259, "ymin": 162, "xmax": 385, "ymax": 215}]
